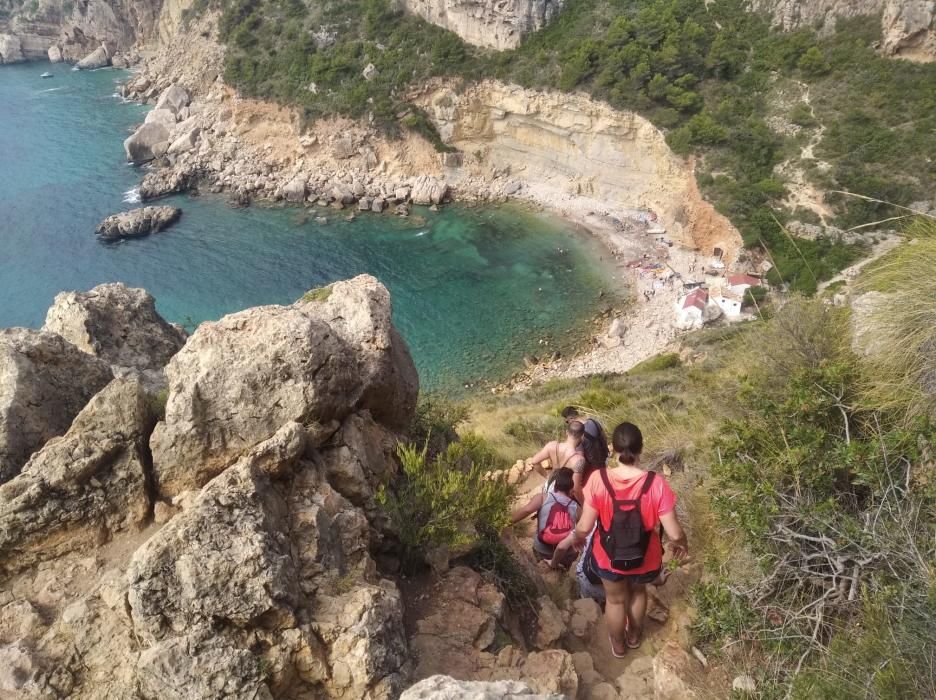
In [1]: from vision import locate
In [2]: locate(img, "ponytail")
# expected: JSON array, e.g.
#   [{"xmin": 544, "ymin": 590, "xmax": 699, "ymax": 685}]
[{"xmin": 612, "ymin": 422, "xmax": 643, "ymax": 465}]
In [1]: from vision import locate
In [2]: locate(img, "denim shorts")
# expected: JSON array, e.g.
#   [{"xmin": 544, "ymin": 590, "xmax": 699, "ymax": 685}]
[{"xmin": 587, "ymin": 552, "xmax": 660, "ymax": 584}]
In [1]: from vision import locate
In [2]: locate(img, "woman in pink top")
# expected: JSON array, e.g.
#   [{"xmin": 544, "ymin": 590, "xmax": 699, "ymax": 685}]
[{"xmin": 568, "ymin": 422, "xmax": 688, "ymax": 657}]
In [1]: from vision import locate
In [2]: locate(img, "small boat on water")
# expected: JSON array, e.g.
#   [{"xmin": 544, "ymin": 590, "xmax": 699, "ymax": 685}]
[{"xmin": 40, "ymin": 72, "xmax": 53, "ymax": 79}]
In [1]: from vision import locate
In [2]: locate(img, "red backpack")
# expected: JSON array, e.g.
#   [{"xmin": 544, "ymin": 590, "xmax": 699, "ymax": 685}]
[{"xmin": 539, "ymin": 494, "xmax": 574, "ymax": 545}]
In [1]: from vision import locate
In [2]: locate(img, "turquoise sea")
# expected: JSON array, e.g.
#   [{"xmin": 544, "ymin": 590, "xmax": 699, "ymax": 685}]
[{"xmin": 0, "ymin": 62, "xmax": 617, "ymax": 392}]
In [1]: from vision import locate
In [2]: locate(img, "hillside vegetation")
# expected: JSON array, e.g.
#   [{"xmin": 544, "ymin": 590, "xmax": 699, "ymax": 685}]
[
  {"xmin": 456, "ymin": 218, "xmax": 936, "ymax": 697},
  {"xmin": 207, "ymin": 0, "xmax": 936, "ymax": 293}
]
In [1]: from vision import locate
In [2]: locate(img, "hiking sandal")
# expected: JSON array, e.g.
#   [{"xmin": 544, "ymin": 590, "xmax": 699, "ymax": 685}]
[{"xmin": 608, "ymin": 634, "xmax": 627, "ymax": 659}]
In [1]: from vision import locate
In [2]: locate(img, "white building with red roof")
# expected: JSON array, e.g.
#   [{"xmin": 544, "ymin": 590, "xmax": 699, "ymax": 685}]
[
  {"xmin": 727, "ymin": 273, "xmax": 762, "ymax": 296},
  {"xmin": 675, "ymin": 288, "xmax": 721, "ymax": 329}
]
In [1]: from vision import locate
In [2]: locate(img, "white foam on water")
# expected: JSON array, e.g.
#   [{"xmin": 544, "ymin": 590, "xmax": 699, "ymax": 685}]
[
  {"xmin": 123, "ymin": 187, "xmax": 141, "ymax": 204},
  {"xmin": 39, "ymin": 87, "xmax": 64, "ymax": 93},
  {"xmin": 414, "ymin": 230, "xmax": 428, "ymax": 237}
]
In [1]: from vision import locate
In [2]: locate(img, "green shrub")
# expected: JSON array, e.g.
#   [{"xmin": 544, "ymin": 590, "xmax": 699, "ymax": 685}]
[
  {"xmin": 628, "ymin": 352, "xmax": 682, "ymax": 375},
  {"xmin": 377, "ymin": 440, "xmax": 515, "ymax": 568},
  {"xmin": 503, "ymin": 415, "xmax": 564, "ymax": 445}
]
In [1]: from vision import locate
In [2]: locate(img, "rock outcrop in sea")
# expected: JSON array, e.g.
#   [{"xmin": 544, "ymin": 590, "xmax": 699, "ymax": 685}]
[{"xmin": 95, "ymin": 206, "xmax": 181, "ymax": 239}]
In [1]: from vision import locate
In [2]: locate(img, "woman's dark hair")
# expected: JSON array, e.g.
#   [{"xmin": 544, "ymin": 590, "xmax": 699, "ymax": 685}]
[
  {"xmin": 552, "ymin": 467, "xmax": 574, "ymax": 495},
  {"xmin": 567, "ymin": 420, "xmax": 585, "ymax": 438},
  {"xmin": 612, "ymin": 422, "xmax": 643, "ymax": 465},
  {"xmin": 561, "ymin": 406, "xmax": 580, "ymax": 420}
]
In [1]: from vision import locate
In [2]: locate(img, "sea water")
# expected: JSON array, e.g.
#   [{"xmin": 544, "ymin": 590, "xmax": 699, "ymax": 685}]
[{"xmin": 0, "ymin": 62, "xmax": 617, "ymax": 392}]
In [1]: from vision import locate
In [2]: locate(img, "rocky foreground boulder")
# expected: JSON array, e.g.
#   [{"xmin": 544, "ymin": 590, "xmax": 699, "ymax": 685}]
[
  {"xmin": 0, "ymin": 275, "xmax": 421, "ymax": 698},
  {"xmin": 96, "ymin": 206, "xmax": 181, "ymax": 239},
  {"xmin": 0, "ymin": 329, "xmax": 112, "ymax": 484},
  {"xmin": 150, "ymin": 274, "xmax": 417, "ymax": 497},
  {"xmin": 43, "ymin": 282, "xmax": 187, "ymax": 384}
]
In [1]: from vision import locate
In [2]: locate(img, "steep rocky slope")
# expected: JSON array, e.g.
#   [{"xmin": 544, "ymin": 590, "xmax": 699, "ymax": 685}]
[
  {"xmin": 0, "ymin": 0, "xmax": 191, "ymax": 63},
  {"xmin": 399, "ymin": 0, "xmax": 564, "ymax": 49},
  {"xmin": 750, "ymin": 0, "xmax": 935, "ymax": 60}
]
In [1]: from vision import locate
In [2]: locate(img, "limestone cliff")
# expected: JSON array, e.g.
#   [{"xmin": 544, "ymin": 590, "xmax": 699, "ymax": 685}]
[
  {"xmin": 749, "ymin": 0, "xmax": 935, "ymax": 61},
  {"xmin": 0, "ymin": 0, "xmax": 187, "ymax": 64},
  {"xmin": 399, "ymin": 0, "xmax": 564, "ymax": 50},
  {"xmin": 421, "ymin": 80, "xmax": 742, "ymax": 260}
]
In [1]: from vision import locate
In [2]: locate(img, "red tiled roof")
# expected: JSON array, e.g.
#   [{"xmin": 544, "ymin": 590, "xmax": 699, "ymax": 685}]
[
  {"xmin": 728, "ymin": 273, "xmax": 761, "ymax": 288},
  {"xmin": 682, "ymin": 289, "xmax": 708, "ymax": 311}
]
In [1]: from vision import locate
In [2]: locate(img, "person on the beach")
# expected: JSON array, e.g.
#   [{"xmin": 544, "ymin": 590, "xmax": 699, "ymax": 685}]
[{"xmin": 565, "ymin": 422, "xmax": 688, "ymax": 657}]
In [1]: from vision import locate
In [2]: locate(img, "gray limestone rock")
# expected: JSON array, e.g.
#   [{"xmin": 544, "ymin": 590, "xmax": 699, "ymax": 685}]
[
  {"xmin": 124, "ymin": 122, "xmax": 171, "ymax": 164},
  {"xmin": 76, "ymin": 45, "xmax": 110, "ymax": 69},
  {"xmin": 167, "ymin": 126, "xmax": 200, "ymax": 155},
  {"xmin": 0, "ymin": 379, "xmax": 155, "ymax": 577},
  {"xmin": 0, "ymin": 328, "xmax": 112, "ymax": 484},
  {"xmin": 144, "ymin": 108, "xmax": 177, "ymax": 129},
  {"xmin": 96, "ymin": 206, "xmax": 181, "ymax": 240},
  {"xmin": 155, "ymin": 84, "xmax": 191, "ymax": 115},
  {"xmin": 401, "ymin": 676, "xmax": 563, "ymax": 699},
  {"xmin": 43, "ymin": 282, "xmax": 187, "ymax": 374}
]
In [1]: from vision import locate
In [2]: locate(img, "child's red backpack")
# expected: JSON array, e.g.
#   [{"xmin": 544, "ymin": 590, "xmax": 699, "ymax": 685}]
[{"xmin": 539, "ymin": 494, "xmax": 574, "ymax": 545}]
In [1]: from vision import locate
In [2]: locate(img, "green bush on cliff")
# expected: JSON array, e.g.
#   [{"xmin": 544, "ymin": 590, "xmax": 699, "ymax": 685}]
[{"xmin": 377, "ymin": 439, "xmax": 515, "ymax": 569}]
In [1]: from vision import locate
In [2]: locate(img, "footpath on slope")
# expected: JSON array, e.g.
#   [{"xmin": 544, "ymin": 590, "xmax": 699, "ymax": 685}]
[{"xmin": 397, "ymin": 454, "xmax": 731, "ymax": 699}]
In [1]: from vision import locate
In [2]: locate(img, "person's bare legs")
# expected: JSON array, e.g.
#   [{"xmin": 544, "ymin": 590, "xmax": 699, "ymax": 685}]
[
  {"xmin": 601, "ymin": 578, "xmax": 630, "ymax": 656},
  {"xmin": 626, "ymin": 583, "xmax": 648, "ymax": 647}
]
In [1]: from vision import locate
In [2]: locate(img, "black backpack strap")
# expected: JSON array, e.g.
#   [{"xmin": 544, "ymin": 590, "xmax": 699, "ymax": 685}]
[{"xmin": 639, "ymin": 471, "xmax": 656, "ymax": 497}]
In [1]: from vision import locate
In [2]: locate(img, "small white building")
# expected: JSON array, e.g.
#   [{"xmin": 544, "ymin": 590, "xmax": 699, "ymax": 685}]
[
  {"xmin": 675, "ymin": 289, "xmax": 721, "ymax": 329},
  {"xmin": 712, "ymin": 290, "xmax": 744, "ymax": 318}
]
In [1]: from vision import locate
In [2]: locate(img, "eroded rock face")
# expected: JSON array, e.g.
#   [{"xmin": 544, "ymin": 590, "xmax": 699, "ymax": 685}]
[
  {"xmin": 423, "ymin": 81, "xmax": 742, "ymax": 259},
  {"xmin": 0, "ymin": 379, "xmax": 154, "ymax": 578},
  {"xmin": 0, "ymin": 329, "xmax": 112, "ymax": 484},
  {"xmin": 749, "ymin": 0, "xmax": 936, "ymax": 61},
  {"xmin": 43, "ymin": 282, "xmax": 187, "ymax": 378},
  {"xmin": 399, "ymin": 0, "xmax": 565, "ymax": 49},
  {"xmin": 0, "ymin": 34, "xmax": 25, "ymax": 63},
  {"xmin": 151, "ymin": 274, "xmax": 417, "ymax": 498},
  {"xmin": 128, "ymin": 425, "xmax": 305, "ymax": 643}
]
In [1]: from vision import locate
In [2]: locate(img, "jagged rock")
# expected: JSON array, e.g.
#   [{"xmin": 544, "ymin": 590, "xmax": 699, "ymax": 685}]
[
  {"xmin": 401, "ymin": 676, "xmax": 563, "ymax": 699},
  {"xmin": 47, "ymin": 45, "xmax": 63, "ymax": 63},
  {"xmin": 124, "ymin": 122, "xmax": 171, "ymax": 164},
  {"xmin": 882, "ymin": 0, "xmax": 936, "ymax": 59},
  {"xmin": 43, "ymin": 282, "xmax": 186, "ymax": 376},
  {"xmin": 298, "ymin": 275, "xmax": 419, "ymax": 429},
  {"xmin": 320, "ymin": 411, "xmax": 397, "ymax": 507},
  {"xmin": 167, "ymin": 126, "xmax": 200, "ymax": 155},
  {"xmin": 410, "ymin": 175, "xmax": 448, "ymax": 205},
  {"xmin": 310, "ymin": 582, "xmax": 409, "ymax": 698},
  {"xmin": 150, "ymin": 275, "xmax": 415, "ymax": 496},
  {"xmin": 398, "ymin": 0, "xmax": 566, "ymax": 49},
  {"xmin": 412, "ymin": 567, "xmax": 505, "ymax": 678},
  {"xmin": 534, "ymin": 595, "xmax": 566, "ymax": 649},
  {"xmin": 653, "ymin": 641, "xmax": 699, "ymax": 699},
  {"xmin": 0, "ymin": 379, "xmax": 154, "ymax": 578},
  {"xmin": 95, "ymin": 206, "xmax": 181, "ymax": 240},
  {"xmin": 331, "ymin": 183, "xmax": 357, "ymax": 205},
  {"xmin": 852, "ymin": 291, "xmax": 890, "ymax": 356},
  {"xmin": 371, "ymin": 197, "xmax": 387, "ymax": 213},
  {"xmin": 332, "ymin": 136, "xmax": 357, "ymax": 159},
  {"xmin": 0, "ymin": 34, "xmax": 24, "ymax": 64},
  {"xmin": 0, "ymin": 329, "xmax": 112, "ymax": 484},
  {"xmin": 139, "ymin": 168, "xmax": 196, "ymax": 200},
  {"xmin": 513, "ymin": 650, "xmax": 579, "ymax": 697},
  {"xmin": 155, "ymin": 84, "xmax": 191, "ymax": 115},
  {"xmin": 76, "ymin": 44, "xmax": 110, "ymax": 69},
  {"xmin": 144, "ymin": 108, "xmax": 177, "ymax": 129},
  {"xmin": 137, "ymin": 632, "xmax": 273, "ymax": 700},
  {"xmin": 128, "ymin": 424, "xmax": 306, "ymax": 643},
  {"xmin": 362, "ymin": 62, "xmax": 378, "ymax": 81},
  {"xmin": 284, "ymin": 176, "xmax": 308, "ymax": 202}
]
